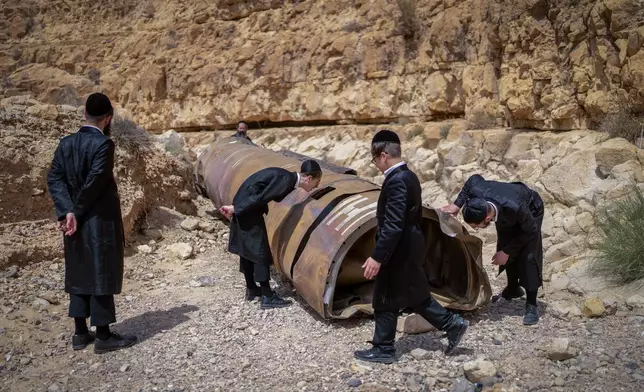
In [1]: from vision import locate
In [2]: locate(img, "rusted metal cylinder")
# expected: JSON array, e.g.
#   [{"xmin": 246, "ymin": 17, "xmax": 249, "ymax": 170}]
[{"xmin": 195, "ymin": 137, "xmax": 492, "ymax": 319}]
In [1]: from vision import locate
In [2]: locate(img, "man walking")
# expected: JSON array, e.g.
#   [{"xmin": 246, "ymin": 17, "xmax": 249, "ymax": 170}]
[
  {"xmin": 441, "ymin": 174, "xmax": 544, "ymax": 325},
  {"xmin": 220, "ymin": 160, "xmax": 323, "ymax": 309},
  {"xmin": 354, "ymin": 130, "xmax": 469, "ymax": 364},
  {"xmin": 47, "ymin": 93, "xmax": 137, "ymax": 353}
]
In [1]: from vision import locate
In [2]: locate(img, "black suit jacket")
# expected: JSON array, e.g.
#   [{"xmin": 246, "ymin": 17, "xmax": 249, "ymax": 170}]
[
  {"xmin": 372, "ymin": 164, "xmax": 431, "ymax": 310},
  {"xmin": 454, "ymin": 174, "xmax": 541, "ymax": 256},
  {"xmin": 228, "ymin": 167, "xmax": 297, "ymax": 264}
]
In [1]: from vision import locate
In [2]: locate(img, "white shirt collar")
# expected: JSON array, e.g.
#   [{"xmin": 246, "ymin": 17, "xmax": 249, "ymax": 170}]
[
  {"xmin": 294, "ymin": 172, "xmax": 300, "ymax": 189},
  {"xmin": 83, "ymin": 125, "xmax": 103, "ymax": 133},
  {"xmin": 487, "ymin": 201, "xmax": 498, "ymax": 222},
  {"xmin": 384, "ymin": 161, "xmax": 406, "ymax": 177}
]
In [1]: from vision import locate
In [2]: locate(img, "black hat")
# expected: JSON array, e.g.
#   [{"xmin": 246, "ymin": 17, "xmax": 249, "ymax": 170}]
[
  {"xmin": 371, "ymin": 129, "xmax": 400, "ymax": 145},
  {"xmin": 85, "ymin": 93, "xmax": 113, "ymax": 117},
  {"xmin": 462, "ymin": 198, "xmax": 489, "ymax": 224},
  {"xmin": 300, "ymin": 159, "xmax": 322, "ymax": 175}
]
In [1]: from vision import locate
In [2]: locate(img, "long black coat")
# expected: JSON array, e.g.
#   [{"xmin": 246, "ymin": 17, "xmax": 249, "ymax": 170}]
[
  {"xmin": 454, "ymin": 174, "xmax": 544, "ymax": 291},
  {"xmin": 47, "ymin": 126, "xmax": 125, "ymax": 296},
  {"xmin": 371, "ymin": 164, "xmax": 432, "ymax": 311},
  {"xmin": 228, "ymin": 168, "xmax": 298, "ymax": 265}
]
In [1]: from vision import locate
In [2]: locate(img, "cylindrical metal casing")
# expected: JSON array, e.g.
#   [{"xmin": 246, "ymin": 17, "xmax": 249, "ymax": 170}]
[{"xmin": 195, "ymin": 137, "xmax": 492, "ymax": 319}]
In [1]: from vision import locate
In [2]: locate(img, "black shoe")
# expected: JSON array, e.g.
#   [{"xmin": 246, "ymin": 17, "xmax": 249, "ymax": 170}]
[
  {"xmin": 502, "ymin": 285, "xmax": 525, "ymax": 300},
  {"xmin": 445, "ymin": 317, "xmax": 469, "ymax": 355},
  {"xmin": 523, "ymin": 304, "xmax": 540, "ymax": 325},
  {"xmin": 354, "ymin": 345, "xmax": 396, "ymax": 364},
  {"xmin": 245, "ymin": 287, "xmax": 262, "ymax": 301},
  {"xmin": 260, "ymin": 293, "xmax": 292, "ymax": 309},
  {"xmin": 72, "ymin": 332, "xmax": 95, "ymax": 350},
  {"xmin": 94, "ymin": 332, "xmax": 138, "ymax": 354}
]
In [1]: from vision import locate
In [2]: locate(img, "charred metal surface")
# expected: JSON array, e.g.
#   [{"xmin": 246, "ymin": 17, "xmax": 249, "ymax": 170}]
[{"xmin": 195, "ymin": 137, "xmax": 492, "ymax": 319}]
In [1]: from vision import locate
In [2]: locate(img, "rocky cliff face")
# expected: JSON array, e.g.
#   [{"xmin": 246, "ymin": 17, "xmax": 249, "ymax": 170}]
[{"xmin": 1, "ymin": 0, "xmax": 643, "ymax": 131}]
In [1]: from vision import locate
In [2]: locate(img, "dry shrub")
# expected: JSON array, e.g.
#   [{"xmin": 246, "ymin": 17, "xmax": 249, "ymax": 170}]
[
  {"xmin": 396, "ymin": 0, "xmax": 418, "ymax": 40},
  {"xmin": 599, "ymin": 108, "xmax": 644, "ymax": 146},
  {"xmin": 110, "ymin": 114, "xmax": 154, "ymax": 153}
]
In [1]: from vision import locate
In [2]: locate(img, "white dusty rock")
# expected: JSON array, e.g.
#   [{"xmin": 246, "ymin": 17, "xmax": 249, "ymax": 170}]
[
  {"xmin": 137, "ymin": 245, "xmax": 153, "ymax": 254},
  {"xmin": 547, "ymin": 338, "xmax": 578, "ymax": 361},
  {"xmin": 180, "ymin": 218, "xmax": 200, "ymax": 231},
  {"xmin": 463, "ymin": 358, "xmax": 498, "ymax": 382},
  {"xmin": 157, "ymin": 130, "xmax": 185, "ymax": 154},
  {"xmin": 168, "ymin": 243, "xmax": 194, "ymax": 260}
]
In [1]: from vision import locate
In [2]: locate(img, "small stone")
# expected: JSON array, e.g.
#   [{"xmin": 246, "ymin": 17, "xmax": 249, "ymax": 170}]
[
  {"xmin": 49, "ymin": 263, "xmax": 60, "ymax": 271},
  {"xmin": 125, "ymin": 295, "xmax": 133, "ymax": 302},
  {"xmin": 199, "ymin": 221, "xmax": 215, "ymax": 233},
  {"xmin": 32, "ymin": 298, "xmax": 51, "ymax": 308},
  {"xmin": 137, "ymin": 245, "xmax": 153, "ymax": 254},
  {"xmin": 347, "ymin": 379, "xmax": 362, "ymax": 388},
  {"xmin": 168, "ymin": 243, "xmax": 193, "ymax": 260},
  {"xmin": 554, "ymin": 377, "xmax": 565, "ymax": 386},
  {"xmin": 20, "ymin": 357, "xmax": 32, "ymax": 365},
  {"xmin": 582, "ymin": 297, "xmax": 606, "ymax": 318},
  {"xmin": 180, "ymin": 218, "xmax": 200, "ymax": 231},
  {"xmin": 241, "ymin": 359, "xmax": 251, "ymax": 370},
  {"xmin": 547, "ymin": 338, "xmax": 578, "ymax": 361},
  {"xmin": 350, "ymin": 361, "xmax": 373, "ymax": 373},
  {"xmin": 410, "ymin": 348, "xmax": 430, "ymax": 360},
  {"xmin": 189, "ymin": 275, "xmax": 215, "ymax": 287},
  {"xmin": 626, "ymin": 295, "xmax": 644, "ymax": 309},
  {"xmin": 396, "ymin": 314, "xmax": 435, "ymax": 334},
  {"xmin": 48, "ymin": 384, "xmax": 61, "ymax": 392},
  {"xmin": 249, "ymin": 327, "xmax": 259, "ymax": 336},
  {"xmin": 120, "ymin": 364, "xmax": 130, "ymax": 372},
  {"xmin": 492, "ymin": 334, "xmax": 505, "ymax": 345},
  {"xmin": 90, "ymin": 362, "xmax": 101, "ymax": 370},
  {"xmin": 463, "ymin": 358, "xmax": 497, "ymax": 382},
  {"xmin": 296, "ymin": 381, "xmax": 306, "ymax": 388},
  {"xmin": 2, "ymin": 266, "xmax": 19, "ymax": 279}
]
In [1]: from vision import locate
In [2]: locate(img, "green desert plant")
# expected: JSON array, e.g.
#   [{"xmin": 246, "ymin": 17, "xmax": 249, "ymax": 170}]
[{"xmin": 591, "ymin": 185, "xmax": 644, "ymax": 284}]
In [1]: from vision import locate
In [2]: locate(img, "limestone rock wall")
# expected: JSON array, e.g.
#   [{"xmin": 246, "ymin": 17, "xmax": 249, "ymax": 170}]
[{"xmin": 1, "ymin": 0, "xmax": 643, "ymax": 131}]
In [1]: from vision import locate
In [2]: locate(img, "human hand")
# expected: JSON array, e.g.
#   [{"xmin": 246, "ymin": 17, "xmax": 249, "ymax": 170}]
[
  {"xmin": 219, "ymin": 205, "xmax": 234, "ymax": 220},
  {"xmin": 491, "ymin": 251, "xmax": 509, "ymax": 266},
  {"xmin": 362, "ymin": 257, "xmax": 381, "ymax": 280},
  {"xmin": 64, "ymin": 213, "xmax": 77, "ymax": 236},
  {"xmin": 440, "ymin": 204, "xmax": 460, "ymax": 216}
]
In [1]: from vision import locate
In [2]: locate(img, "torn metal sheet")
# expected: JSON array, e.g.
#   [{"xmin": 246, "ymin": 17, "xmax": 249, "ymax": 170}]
[{"xmin": 195, "ymin": 137, "xmax": 492, "ymax": 319}]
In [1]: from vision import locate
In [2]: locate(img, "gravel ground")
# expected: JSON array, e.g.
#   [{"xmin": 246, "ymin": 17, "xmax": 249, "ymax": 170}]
[{"xmin": 1, "ymin": 199, "xmax": 643, "ymax": 392}]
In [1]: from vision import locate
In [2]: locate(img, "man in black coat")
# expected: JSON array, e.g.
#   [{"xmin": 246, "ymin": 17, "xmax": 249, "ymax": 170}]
[
  {"xmin": 354, "ymin": 130, "xmax": 469, "ymax": 364},
  {"xmin": 441, "ymin": 174, "xmax": 544, "ymax": 325},
  {"xmin": 232, "ymin": 120, "xmax": 252, "ymax": 141},
  {"xmin": 47, "ymin": 93, "xmax": 137, "ymax": 354},
  {"xmin": 220, "ymin": 160, "xmax": 323, "ymax": 309}
]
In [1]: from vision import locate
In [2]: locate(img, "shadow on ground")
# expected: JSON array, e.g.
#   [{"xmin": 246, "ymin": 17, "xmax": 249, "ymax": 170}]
[{"xmin": 115, "ymin": 304, "xmax": 199, "ymax": 343}]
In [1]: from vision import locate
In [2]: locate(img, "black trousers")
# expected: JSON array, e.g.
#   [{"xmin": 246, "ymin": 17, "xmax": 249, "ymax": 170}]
[
  {"xmin": 500, "ymin": 192, "xmax": 544, "ymax": 292},
  {"xmin": 240, "ymin": 257, "xmax": 270, "ymax": 284},
  {"xmin": 68, "ymin": 294, "xmax": 116, "ymax": 327},
  {"xmin": 372, "ymin": 294, "xmax": 457, "ymax": 350}
]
